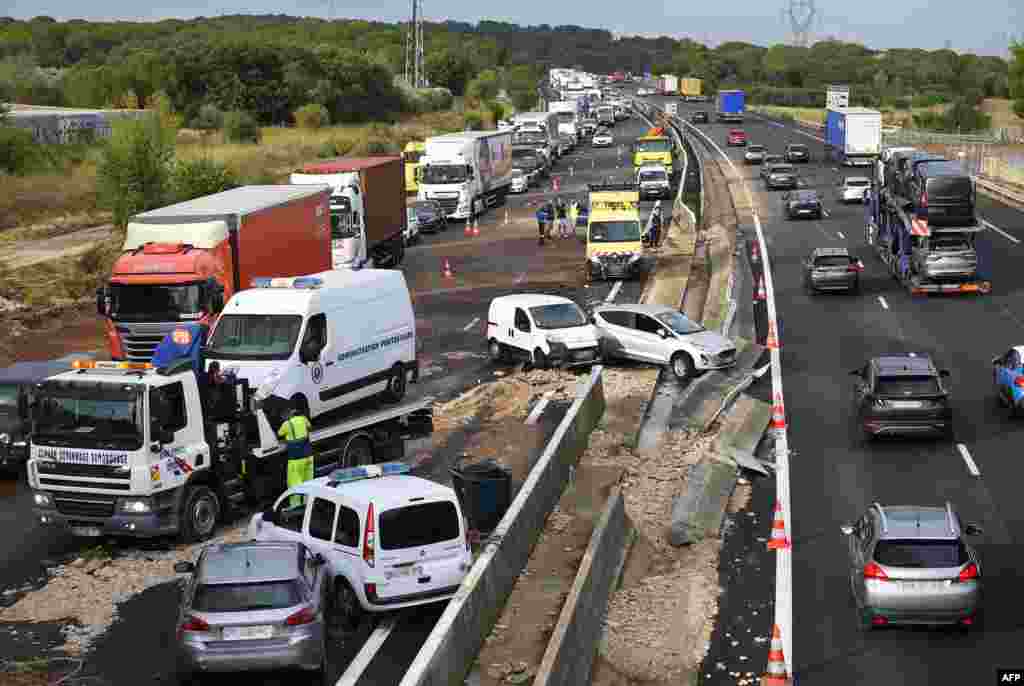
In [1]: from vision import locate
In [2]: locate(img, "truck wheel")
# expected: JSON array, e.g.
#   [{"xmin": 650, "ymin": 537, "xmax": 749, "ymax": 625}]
[
  {"xmin": 180, "ymin": 485, "xmax": 219, "ymax": 542},
  {"xmin": 329, "ymin": 578, "xmax": 366, "ymax": 636},
  {"xmin": 670, "ymin": 352, "xmax": 695, "ymax": 380},
  {"xmin": 382, "ymin": 363, "xmax": 407, "ymax": 403},
  {"xmin": 532, "ymin": 348, "xmax": 549, "ymax": 369},
  {"xmin": 488, "ymin": 339, "xmax": 505, "ymax": 363}
]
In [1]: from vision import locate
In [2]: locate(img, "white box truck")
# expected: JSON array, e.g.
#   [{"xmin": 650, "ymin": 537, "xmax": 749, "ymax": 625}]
[
  {"xmin": 417, "ymin": 131, "xmax": 514, "ymax": 220},
  {"xmin": 548, "ymin": 100, "xmax": 579, "ymax": 142},
  {"xmin": 825, "ymin": 107, "xmax": 882, "ymax": 167}
]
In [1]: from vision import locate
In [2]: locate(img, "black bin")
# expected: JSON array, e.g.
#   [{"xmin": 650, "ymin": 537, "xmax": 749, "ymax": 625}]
[{"xmin": 449, "ymin": 458, "xmax": 512, "ymax": 534}]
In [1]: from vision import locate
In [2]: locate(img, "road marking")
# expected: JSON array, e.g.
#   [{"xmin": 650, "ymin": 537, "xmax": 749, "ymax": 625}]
[
  {"xmin": 837, "ymin": 231, "xmax": 845, "ymax": 239},
  {"xmin": 877, "ymin": 296, "xmax": 889, "ymax": 310},
  {"xmin": 606, "ymin": 280, "xmax": 623, "ymax": 303},
  {"xmin": 957, "ymin": 443, "xmax": 981, "ymax": 477},
  {"xmin": 982, "ymin": 218, "xmax": 1020, "ymax": 244},
  {"xmin": 462, "ymin": 317, "xmax": 480, "ymax": 332},
  {"xmin": 526, "ymin": 391, "xmax": 554, "ymax": 425},
  {"xmin": 821, "ymin": 209, "xmax": 830, "ymax": 218},
  {"xmin": 795, "ymin": 129, "xmax": 824, "ymax": 142},
  {"xmin": 335, "ymin": 617, "xmax": 398, "ymax": 686}
]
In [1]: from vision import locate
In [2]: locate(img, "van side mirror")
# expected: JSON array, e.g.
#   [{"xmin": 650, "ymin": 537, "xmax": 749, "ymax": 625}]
[
  {"xmin": 840, "ymin": 524, "xmax": 854, "ymax": 536},
  {"xmin": 964, "ymin": 524, "xmax": 983, "ymax": 536},
  {"xmin": 312, "ymin": 552, "xmax": 326, "ymax": 566},
  {"xmin": 262, "ymin": 506, "xmax": 276, "ymax": 525},
  {"xmin": 849, "ymin": 369, "xmax": 862, "ymax": 377},
  {"xmin": 299, "ymin": 342, "xmax": 319, "ymax": 364},
  {"xmin": 173, "ymin": 561, "xmax": 195, "ymax": 574},
  {"xmin": 939, "ymin": 369, "xmax": 951, "ymax": 378}
]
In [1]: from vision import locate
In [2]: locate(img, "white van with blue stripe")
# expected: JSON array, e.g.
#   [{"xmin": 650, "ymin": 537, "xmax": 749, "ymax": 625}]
[{"xmin": 206, "ymin": 270, "xmax": 417, "ymax": 426}]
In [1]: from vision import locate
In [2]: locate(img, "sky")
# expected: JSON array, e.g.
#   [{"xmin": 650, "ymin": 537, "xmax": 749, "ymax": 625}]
[{"xmin": 5, "ymin": 0, "xmax": 1020, "ymax": 56}]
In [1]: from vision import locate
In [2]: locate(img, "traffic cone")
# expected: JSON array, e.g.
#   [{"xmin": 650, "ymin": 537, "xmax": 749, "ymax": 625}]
[
  {"xmin": 464, "ymin": 222, "xmax": 473, "ymax": 236},
  {"xmin": 767, "ymin": 501, "xmax": 790, "ymax": 551},
  {"xmin": 760, "ymin": 624, "xmax": 791, "ymax": 684},
  {"xmin": 766, "ymin": 320, "xmax": 779, "ymax": 350},
  {"xmin": 754, "ymin": 275, "xmax": 767, "ymax": 301},
  {"xmin": 471, "ymin": 217, "xmax": 480, "ymax": 236},
  {"xmin": 769, "ymin": 392, "xmax": 786, "ymax": 431},
  {"xmin": 751, "ymin": 241, "xmax": 761, "ymax": 264},
  {"xmin": 442, "ymin": 259, "xmax": 454, "ymax": 279}
]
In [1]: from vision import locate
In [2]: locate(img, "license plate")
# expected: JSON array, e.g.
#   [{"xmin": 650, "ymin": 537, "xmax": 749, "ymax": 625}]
[
  {"xmin": 799, "ymin": 210, "xmax": 811, "ymax": 214},
  {"xmin": 900, "ymin": 581, "xmax": 944, "ymax": 591},
  {"xmin": 888, "ymin": 400, "xmax": 922, "ymax": 409},
  {"xmin": 72, "ymin": 526, "xmax": 102, "ymax": 537},
  {"xmin": 389, "ymin": 565, "xmax": 423, "ymax": 578},
  {"xmin": 223, "ymin": 625, "xmax": 274, "ymax": 641}
]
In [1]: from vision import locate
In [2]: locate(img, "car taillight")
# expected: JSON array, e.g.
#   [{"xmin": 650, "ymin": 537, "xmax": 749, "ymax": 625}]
[
  {"xmin": 848, "ymin": 261, "xmax": 864, "ymax": 272},
  {"xmin": 957, "ymin": 562, "xmax": 980, "ymax": 582},
  {"xmin": 285, "ymin": 606, "xmax": 317, "ymax": 626},
  {"xmin": 863, "ymin": 561, "xmax": 888, "ymax": 580},
  {"xmin": 1016, "ymin": 377, "xmax": 1024, "ymax": 388},
  {"xmin": 363, "ymin": 502, "xmax": 375, "ymax": 567},
  {"xmin": 180, "ymin": 614, "xmax": 209, "ymax": 633}
]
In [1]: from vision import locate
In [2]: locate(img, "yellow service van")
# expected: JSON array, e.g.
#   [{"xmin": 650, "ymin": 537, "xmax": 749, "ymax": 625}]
[{"xmin": 585, "ymin": 184, "xmax": 644, "ymax": 281}]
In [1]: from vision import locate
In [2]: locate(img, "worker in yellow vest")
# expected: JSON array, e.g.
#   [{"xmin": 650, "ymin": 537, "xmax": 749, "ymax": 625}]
[{"xmin": 278, "ymin": 403, "xmax": 313, "ymax": 507}]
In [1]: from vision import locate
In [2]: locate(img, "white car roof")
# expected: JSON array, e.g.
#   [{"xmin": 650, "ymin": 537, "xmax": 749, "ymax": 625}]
[
  {"xmin": 292, "ymin": 474, "xmax": 457, "ymax": 510},
  {"xmin": 595, "ymin": 302, "xmax": 677, "ymax": 317},
  {"xmin": 491, "ymin": 293, "xmax": 577, "ymax": 309}
]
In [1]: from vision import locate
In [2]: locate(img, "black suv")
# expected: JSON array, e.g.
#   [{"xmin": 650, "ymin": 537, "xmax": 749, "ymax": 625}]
[
  {"xmin": 690, "ymin": 111, "xmax": 709, "ymax": 124},
  {"xmin": 785, "ymin": 143, "xmax": 810, "ymax": 163},
  {"xmin": 783, "ymin": 189, "xmax": 823, "ymax": 219},
  {"xmin": 851, "ymin": 354, "xmax": 952, "ymax": 440},
  {"xmin": 895, "ymin": 151, "xmax": 944, "ymax": 199},
  {"xmin": 908, "ymin": 160, "xmax": 976, "ymax": 226}
]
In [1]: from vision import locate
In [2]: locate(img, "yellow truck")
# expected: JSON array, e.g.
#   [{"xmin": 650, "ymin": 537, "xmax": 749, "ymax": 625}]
[
  {"xmin": 680, "ymin": 78, "xmax": 703, "ymax": 99},
  {"xmin": 633, "ymin": 132, "xmax": 676, "ymax": 177},
  {"xmin": 403, "ymin": 140, "xmax": 425, "ymax": 193},
  {"xmin": 586, "ymin": 183, "xmax": 644, "ymax": 281}
]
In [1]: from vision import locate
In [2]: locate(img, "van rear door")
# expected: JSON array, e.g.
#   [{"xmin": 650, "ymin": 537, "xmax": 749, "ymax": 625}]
[{"xmin": 373, "ymin": 497, "xmax": 467, "ymax": 604}]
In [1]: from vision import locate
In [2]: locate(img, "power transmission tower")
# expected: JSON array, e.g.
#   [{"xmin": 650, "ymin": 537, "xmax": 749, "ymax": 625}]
[
  {"xmin": 786, "ymin": 0, "xmax": 817, "ymax": 47},
  {"xmin": 403, "ymin": 0, "xmax": 426, "ymax": 87}
]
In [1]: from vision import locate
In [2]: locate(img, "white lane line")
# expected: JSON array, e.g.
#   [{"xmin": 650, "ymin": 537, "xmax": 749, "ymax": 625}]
[
  {"xmin": 822, "ymin": 209, "xmax": 831, "ymax": 218},
  {"xmin": 877, "ymin": 296, "xmax": 889, "ymax": 310},
  {"xmin": 957, "ymin": 443, "xmax": 981, "ymax": 477},
  {"xmin": 983, "ymin": 218, "xmax": 1020, "ymax": 244},
  {"xmin": 462, "ymin": 317, "xmax": 480, "ymax": 332},
  {"xmin": 837, "ymin": 231, "xmax": 845, "ymax": 239},
  {"xmin": 605, "ymin": 280, "xmax": 623, "ymax": 303},
  {"xmin": 525, "ymin": 391, "xmax": 554, "ymax": 425},
  {"xmin": 795, "ymin": 129, "xmax": 824, "ymax": 142},
  {"xmin": 335, "ymin": 617, "xmax": 398, "ymax": 686}
]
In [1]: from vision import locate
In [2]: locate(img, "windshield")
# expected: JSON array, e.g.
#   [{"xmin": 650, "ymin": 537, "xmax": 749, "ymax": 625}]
[
  {"xmin": 640, "ymin": 170, "xmax": 667, "ymax": 182},
  {"xmin": 110, "ymin": 283, "xmax": 203, "ymax": 321},
  {"xmin": 772, "ymin": 165, "xmax": 794, "ymax": 174},
  {"xmin": 792, "ymin": 191, "xmax": 818, "ymax": 201},
  {"xmin": 330, "ymin": 209, "xmax": 358, "ymax": 240},
  {"xmin": 379, "ymin": 501, "xmax": 460, "ymax": 549},
  {"xmin": 789, "ymin": 145, "xmax": 807, "ymax": 152},
  {"xmin": 403, "ymin": 150, "xmax": 423, "ymax": 164},
  {"xmin": 421, "ymin": 164, "xmax": 468, "ymax": 185},
  {"xmin": 845, "ymin": 178, "xmax": 870, "ymax": 187},
  {"xmin": 656, "ymin": 311, "xmax": 704, "ymax": 335},
  {"xmin": 874, "ymin": 540, "xmax": 968, "ymax": 569},
  {"xmin": 0, "ymin": 384, "xmax": 18, "ymax": 414},
  {"xmin": 556, "ymin": 112, "xmax": 574, "ymax": 123},
  {"xmin": 931, "ymin": 234, "xmax": 973, "ymax": 251},
  {"xmin": 33, "ymin": 384, "xmax": 143, "ymax": 450},
  {"xmin": 637, "ymin": 140, "xmax": 670, "ymax": 153},
  {"xmin": 514, "ymin": 131, "xmax": 546, "ymax": 145},
  {"xmin": 875, "ymin": 375, "xmax": 942, "ymax": 396},
  {"xmin": 529, "ymin": 303, "xmax": 588, "ymax": 329},
  {"xmin": 413, "ymin": 202, "xmax": 436, "ymax": 217},
  {"xmin": 748, "ymin": 145, "xmax": 766, "ymax": 153},
  {"xmin": 814, "ymin": 255, "xmax": 853, "ymax": 267},
  {"xmin": 193, "ymin": 580, "xmax": 302, "ymax": 613},
  {"xmin": 207, "ymin": 314, "xmax": 303, "ymax": 361},
  {"xmin": 590, "ymin": 220, "xmax": 642, "ymax": 243}
]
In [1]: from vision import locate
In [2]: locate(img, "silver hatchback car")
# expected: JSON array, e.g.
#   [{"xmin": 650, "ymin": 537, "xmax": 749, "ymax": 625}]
[
  {"xmin": 842, "ymin": 503, "xmax": 983, "ymax": 629},
  {"xmin": 175, "ymin": 541, "xmax": 328, "ymax": 676}
]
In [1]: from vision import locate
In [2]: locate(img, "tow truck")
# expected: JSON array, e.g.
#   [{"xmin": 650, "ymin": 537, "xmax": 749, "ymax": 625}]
[
  {"xmin": 865, "ymin": 183, "xmax": 990, "ymax": 295},
  {"xmin": 27, "ymin": 323, "xmax": 432, "ymax": 542}
]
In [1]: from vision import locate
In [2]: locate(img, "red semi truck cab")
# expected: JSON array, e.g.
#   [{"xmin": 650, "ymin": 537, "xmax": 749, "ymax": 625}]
[{"xmin": 99, "ymin": 185, "xmax": 332, "ymax": 361}]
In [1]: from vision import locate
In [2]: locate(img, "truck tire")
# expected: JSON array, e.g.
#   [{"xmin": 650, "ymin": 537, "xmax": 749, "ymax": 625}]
[
  {"xmin": 382, "ymin": 363, "xmax": 407, "ymax": 403},
  {"xmin": 180, "ymin": 485, "xmax": 220, "ymax": 543},
  {"xmin": 670, "ymin": 352, "xmax": 695, "ymax": 380},
  {"xmin": 342, "ymin": 435, "xmax": 374, "ymax": 467},
  {"xmin": 488, "ymin": 339, "xmax": 506, "ymax": 363},
  {"xmin": 532, "ymin": 348, "xmax": 549, "ymax": 369},
  {"xmin": 328, "ymin": 578, "xmax": 366, "ymax": 636}
]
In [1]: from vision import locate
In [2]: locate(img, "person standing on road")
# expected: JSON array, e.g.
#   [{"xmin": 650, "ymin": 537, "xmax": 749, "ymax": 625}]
[
  {"xmin": 536, "ymin": 203, "xmax": 549, "ymax": 245},
  {"xmin": 278, "ymin": 403, "xmax": 314, "ymax": 506},
  {"xmin": 556, "ymin": 197, "xmax": 570, "ymax": 238}
]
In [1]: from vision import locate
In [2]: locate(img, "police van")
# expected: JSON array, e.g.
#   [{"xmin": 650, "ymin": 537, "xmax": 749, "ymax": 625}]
[{"xmin": 206, "ymin": 270, "xmax": 417, "ymax": 426}]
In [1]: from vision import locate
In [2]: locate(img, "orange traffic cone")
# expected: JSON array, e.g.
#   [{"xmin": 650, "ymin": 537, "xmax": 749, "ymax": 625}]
[
  {"xmin": 754, "ymin": 275, "xmax": 767, "ymax": 301},
  {"xmin": 761, "ymin": 624, "xmax": 792, "ymax": 684},
  {"xmin": 769, "ymin": 392, "xmax": 786, "ymax": 430},
  {"xmin": 442, "ymin": 259, "xmax": 454, "ymax": 279},
  {"xmin": 471, "ymin": 217, "xmax": 480, "ymax": 236},
  {"xmin": 766, "ymin": 320, "xmax": 779, "ymax": 350},
  {"xmin": 767, "ymin": 501, "xmax": 790, "ymax": 550},
  {"xmin": 751, "ymin": 241, "xmax": 761, "ymax": 263},
  {"xmin": 464, "ymin": 223, "xmax": 472, "ymax": 236}
]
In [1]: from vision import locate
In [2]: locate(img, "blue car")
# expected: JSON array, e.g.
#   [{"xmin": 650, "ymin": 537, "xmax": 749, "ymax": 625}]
[{"xmin": 993, "ymin": 346, "xmax": 1024, "ymax": 415}]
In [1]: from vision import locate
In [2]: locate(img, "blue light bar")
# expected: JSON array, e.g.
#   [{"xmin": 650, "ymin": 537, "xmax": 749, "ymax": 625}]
[
  {"xmin": 250, "ymin": 276, "xmax": 324, "ymax": 289},
  {"xmin": 328, "ymin": 461, "xmax": 411, "ymax": 485}
]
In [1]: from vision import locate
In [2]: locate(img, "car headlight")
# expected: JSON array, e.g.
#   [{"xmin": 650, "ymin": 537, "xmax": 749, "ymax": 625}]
[
  {"xmin": 34, "ymin": 492, "xmax": 54, "ymax": 507},
  {"xmin": 0, "ymin": 433, "xmax": 9, "ymax": 444},
  {"xmin": 627, "ymin": 253, "xmax": 640, "ymax": 263},
  {"xmin": 589, "ymin": 256, "xmax": 602, "ymax": 264},
  {"xmin": 117, "ymin": 497, "xmax": 153, "ymax": 514}
]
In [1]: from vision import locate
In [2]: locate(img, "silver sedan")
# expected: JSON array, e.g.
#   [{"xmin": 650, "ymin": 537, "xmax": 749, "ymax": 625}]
[{"xmin": 836, "ymin": 176, "xmax": 871, "ymax": 203}]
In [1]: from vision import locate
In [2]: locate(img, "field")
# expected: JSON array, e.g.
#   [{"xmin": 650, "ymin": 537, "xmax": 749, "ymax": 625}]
[{"xmin": 0, "ymin": 110, "xmax": 466, "ymax": 233}]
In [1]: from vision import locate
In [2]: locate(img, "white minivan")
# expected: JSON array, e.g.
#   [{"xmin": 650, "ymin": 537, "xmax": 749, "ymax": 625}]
[
  {"xmin": 485, "ymin": 294, "xmax": 601, "ymax": 368},
  {"xmin": 206, "ymin": 270, "xmax": 417, "ymax": 425}
]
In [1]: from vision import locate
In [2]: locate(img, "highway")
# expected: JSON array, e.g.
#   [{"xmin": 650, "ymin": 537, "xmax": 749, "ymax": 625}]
[
  {"xmin": 0, "ymin": 112, "xmax": 663, "ymax": 685},
  {"xmin": 652, "ymin": 95, "xmax": 1024, "ymax": 684}
]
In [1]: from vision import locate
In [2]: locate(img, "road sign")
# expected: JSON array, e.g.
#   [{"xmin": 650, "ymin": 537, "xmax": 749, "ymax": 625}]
[{"xmin": 826, "ymin": 85, "xmax": 849, "ymax": 109}]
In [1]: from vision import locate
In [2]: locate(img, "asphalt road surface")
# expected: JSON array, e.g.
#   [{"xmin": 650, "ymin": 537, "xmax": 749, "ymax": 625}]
[
  {"xmin": 0, "ymin": 111, "xmax": 662, "ymax": 684},
  {"xmin": 648, "ymin": 94, "xmax": 1024, "ymax": 685}
]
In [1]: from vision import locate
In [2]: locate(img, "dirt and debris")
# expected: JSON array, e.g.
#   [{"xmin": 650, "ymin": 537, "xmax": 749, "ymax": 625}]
[
  {"xmin": 0, "ymin": 523, "xmax": 250, "ymax": 655},
  {"xmin": 593, "ymin": 427, "xmax": 728, "ymax": 686}
]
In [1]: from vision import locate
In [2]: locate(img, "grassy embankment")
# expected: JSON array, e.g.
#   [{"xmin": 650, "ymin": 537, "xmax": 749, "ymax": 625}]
[{"xmin": 0, "ymin": 111, "xmax": 465, "ymax": 309}]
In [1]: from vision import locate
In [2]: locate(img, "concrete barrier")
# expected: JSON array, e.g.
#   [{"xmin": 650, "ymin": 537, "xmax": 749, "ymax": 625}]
[
  {"xmin": 533, "ymin": 488, "xmax": 630, "ymax": 686},
  {"xmin": 670, "ymin": 338, "xmax": 765, "ymax": 434},
  {"xmin": 399, "ymin": 366, "xmax": 607, "ymax": 686},
  {"xmin": 669, "ymin": 457, "xmax": 737, "ymax": 546}
]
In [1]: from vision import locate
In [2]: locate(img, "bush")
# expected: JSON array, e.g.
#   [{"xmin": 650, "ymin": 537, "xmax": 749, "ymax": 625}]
[
  {"xmin": 193, "ymin": 104, "xmax": 224, "ymax": 131},
  {"xmin": 223, "ymin": 111, "xmax": 262, "ymax": 144},
  {"xmin": 96, "ymin": 114, "xmax": 176, "ymax": 229},
  {"xmin": 173, "ymin": 157, "xmax": 238, "ymax": 202},
  {"xmin": 463, "ymin": 111, "xmax": 483, "ymax": 130},
  {"xmin": 0, "ymin": 126, "xmax": 39, "ymax": 175},
  {"xmin": 363, "ymin": 138, "xmax": 398, "ymax": 154},
  {"xmin": 293, "ymin": 103, "xmax": 330, "ymax": 130},
  {"xmin": 888, "ymin": 97, "xmax": 912, "ymax": 110}
]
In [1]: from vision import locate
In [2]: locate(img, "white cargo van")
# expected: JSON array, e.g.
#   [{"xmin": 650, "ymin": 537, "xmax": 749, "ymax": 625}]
[
  {"xmin": 206, "ymin": 270, "xmax": 417, "ymax": 424},
  {"xmin": 485, "ymin": 294, "xmax": 601, "ymax": 368}
]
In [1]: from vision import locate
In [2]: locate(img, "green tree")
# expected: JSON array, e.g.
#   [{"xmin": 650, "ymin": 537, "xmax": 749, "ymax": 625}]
[
  {"xmin": 96, "ymin": 113, "xmax": 176, "ymax": 229},
  {"xmin": 172, "ymin": 157, "xmax": 238, "ymax": 202},
  {"xmin": 0, "ymin": 126, "xmax": 37, "ymax": 174},
  {"xmin": 1011, "ymin": 42, "xmax": 1024, "ymax": 119},
  {"xmin": 426, "ymin": 49, "xmax": 474, "ymax": 95},
  {"xmin": 466, "ymin": 69, "xmax": 500, "ymax": 102},
  {"xmin": 193, "ymin": 104, "xmax": 224, "ymax": 132},
  {"xmin": 505, "ymin": 65, "xmax": 538, "ymax": 111},
  {"xmin": 293, "ymin": 103, "xmax": 330, "ymax": 129},
  {"xmin": 223, "ymin": 110, "xmax": 261, "ymax": 143}
]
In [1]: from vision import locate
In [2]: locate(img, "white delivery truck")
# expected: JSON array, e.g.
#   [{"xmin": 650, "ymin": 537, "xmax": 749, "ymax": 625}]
[
  {"xmin": 548, "ymin": 100, "xmax": 580, "ymax": 143},
  {"xmin": 417, "ymin": 131, "xmax": 514, "ymax": 220},
  {"xmin": 825, "ymin": 107, "xmax": 882, "ymax": 167}
]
